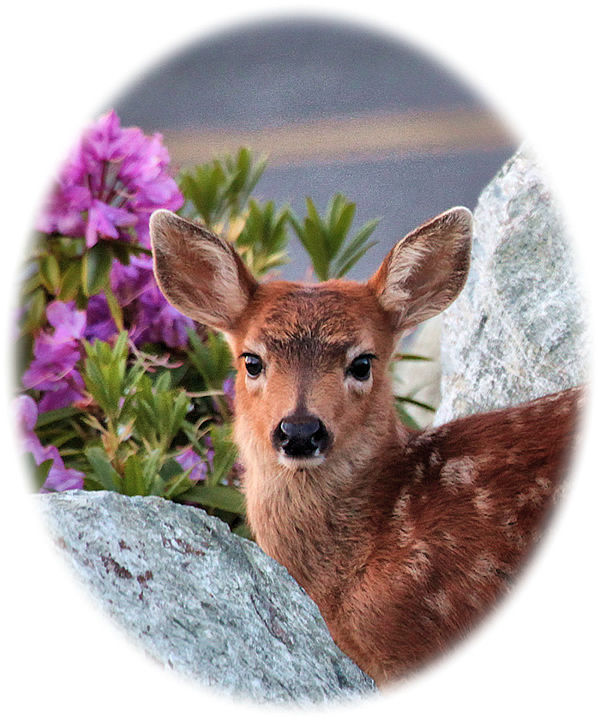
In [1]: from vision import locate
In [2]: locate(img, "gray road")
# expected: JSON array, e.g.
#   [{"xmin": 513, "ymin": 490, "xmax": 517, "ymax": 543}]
[{"xmin": 113, "ymin": 18, "xmax": 516, "ymax": 279}]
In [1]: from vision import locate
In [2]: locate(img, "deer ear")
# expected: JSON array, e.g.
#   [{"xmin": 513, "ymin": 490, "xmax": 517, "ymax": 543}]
[
  {"xmin": 367, "ymin": 206, "xmax": 472, "ymax": 332},
  {"xmin": 150, "ymin": 210, "xmax": 258, "ymax": 331}
]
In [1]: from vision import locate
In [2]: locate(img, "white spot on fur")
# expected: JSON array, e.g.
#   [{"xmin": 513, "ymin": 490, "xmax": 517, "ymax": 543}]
[
  {"xmin": 394, "ymin": 491, "xmax": 416, "ymax": 545},
  {"xmin": 516, "ymin": 480, "xmax": 549, "ymax": 509},
  {"xmin": 413, "ymin": 463, "xmax": 425, "ymax": 484},
  {"xmin": 393, "ymin": 489, "xmax": 411, "ymax": 518},
  {"xmin": 440, "ymin": 530, "xmax": 460, "ymax": 552},
  {"xmin": 404, "ymin": 540, "xmax": 432, "ymax": 582},
  {"xmin": 471, "ymin": 553, "xmax": 498, "ymax": 582},
  {"xmin": 502, "ymin": 511, "xmax": 525, "ymax": 548},
  {"xmin": 473, "ymin": 486, "xmax": 494, "ymax": 517},
  {"xmin": 440, "ymin": 456, "xmax": 477, "ymax": 490},
  {"xmin": 425, "ymin": 588, "xmax": 454, "ymax": 617}
]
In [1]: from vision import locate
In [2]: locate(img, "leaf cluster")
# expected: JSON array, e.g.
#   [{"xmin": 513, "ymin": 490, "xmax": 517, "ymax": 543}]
[
  {"xmin": 178, "ymin": 147, "xmax": 267, "ymax": 229},
  {"xmin": 289, "ymin": 194, "xmax": 380, "ymax": 281}
]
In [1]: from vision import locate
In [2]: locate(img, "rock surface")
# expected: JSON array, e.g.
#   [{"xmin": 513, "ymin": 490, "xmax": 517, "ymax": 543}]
[
  {"xmin": 435, "ymin": 144, "xmax": 588, "ymax": 424},
  {"xmin": 39, "ymin": 490, "xmax": 375, "ymax": 704}
]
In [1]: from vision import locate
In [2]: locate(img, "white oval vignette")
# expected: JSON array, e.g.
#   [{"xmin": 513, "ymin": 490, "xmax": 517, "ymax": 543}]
[{"xmin": 2, "ymin": 2, "xmax": 598, "ymax": 720}]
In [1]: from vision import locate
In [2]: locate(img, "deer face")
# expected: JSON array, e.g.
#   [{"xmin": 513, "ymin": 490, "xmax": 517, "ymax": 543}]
[
  {"xmin": 228, "ymin": 280, "xmax": 397, "ymax": 471},
  {"xmin": 149, "ymin": 207, "xmax": 472, "ymax": 475}
]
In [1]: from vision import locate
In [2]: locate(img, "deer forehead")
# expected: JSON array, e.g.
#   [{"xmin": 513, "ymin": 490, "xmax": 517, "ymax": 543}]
[{"xmin": 237, "ymin": 283, "xmax": 385, "ymax": 364}]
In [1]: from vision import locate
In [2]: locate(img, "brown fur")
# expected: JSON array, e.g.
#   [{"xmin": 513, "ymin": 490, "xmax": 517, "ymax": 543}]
[{"xmin": 150, "ymin": 207, "xmax": 583, "ymax": 686}]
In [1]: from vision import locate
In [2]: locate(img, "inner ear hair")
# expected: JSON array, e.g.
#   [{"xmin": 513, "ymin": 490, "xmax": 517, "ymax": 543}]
[
  {"xmin": 368, "ymin": 206, "xmax": 472, "ymax": 332},
  {"xmin": 150, "ymin": 210, "xmax": 258, "ymax": 331}
]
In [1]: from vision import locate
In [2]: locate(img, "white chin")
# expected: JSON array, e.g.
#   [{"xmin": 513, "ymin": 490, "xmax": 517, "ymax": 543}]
[{"xmin": 277, "ymin": 453, "xmax": 326, "ymax": 469}]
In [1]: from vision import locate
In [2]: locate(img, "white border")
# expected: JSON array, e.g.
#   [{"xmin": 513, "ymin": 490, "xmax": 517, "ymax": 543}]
[{"xmin": 2, "ymin": 2, "xmax": 598, "ymax": 719}]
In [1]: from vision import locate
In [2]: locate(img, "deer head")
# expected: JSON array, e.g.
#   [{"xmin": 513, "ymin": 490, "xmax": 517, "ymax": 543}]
[{"xmin": 150, "ymin": 207, "xmax": 472, "ymax": 480}]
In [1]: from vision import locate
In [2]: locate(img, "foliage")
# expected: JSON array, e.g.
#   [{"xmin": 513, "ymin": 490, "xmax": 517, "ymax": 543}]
[
  {"xmin": 16, "ymin": 109, "xmax": 434, "ymax": 536},
  {"xmin": 178, "ymin": 147, "xmax": 267, "ymax": 230},
  {"xmin": 289, "ymin": 194, "xmax": 380, "ymax": 280}
]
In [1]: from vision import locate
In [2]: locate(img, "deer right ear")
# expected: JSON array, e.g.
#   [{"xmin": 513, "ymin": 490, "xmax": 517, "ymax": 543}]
[
  {"xmin": 367, "ymin": 206, "xmax": 472, "ymax": 334},
  {"xmin": 150, "ymin": 210, "xmax": 258, "ymax": 332}
]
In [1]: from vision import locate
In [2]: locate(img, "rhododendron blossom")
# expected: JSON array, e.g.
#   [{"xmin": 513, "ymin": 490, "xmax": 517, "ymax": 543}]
[
  {"xmin": 16, "ymin": 395, "xmax": 84, "ymax": 492},
  {"xmin": 37, "ymin": 110, "xmax": 183, "ymax": 248},
  {"xmin": 175, "ymin": 447, "xmax": 208, "ymax": 482},
  {"xmin": 22, "ymin": 300, "xmax": 87, "ymax": 412}
]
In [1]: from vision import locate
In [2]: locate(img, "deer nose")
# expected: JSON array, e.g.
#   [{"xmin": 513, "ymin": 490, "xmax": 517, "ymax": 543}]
[{"xmin": 272, "ymin": 415, "xmax": 330, "ymax": 457}]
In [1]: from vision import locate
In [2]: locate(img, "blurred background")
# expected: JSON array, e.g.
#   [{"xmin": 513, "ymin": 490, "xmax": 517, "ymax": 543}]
[
  {"xmin": 114, "ymin": 18, "xmax": 516, "ymax": 280},
  {"xmin": 113, "ymin": 17, "xmax": 517, "ymax": 420}
]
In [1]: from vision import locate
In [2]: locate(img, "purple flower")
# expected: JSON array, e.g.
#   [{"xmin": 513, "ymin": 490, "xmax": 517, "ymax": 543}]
[
  {"xmin": 222, "ymin": 377, "xmax": 236, "ymax": 413},
  {"xmin": 109, "ymin": 255, "xmax": 193, "ymax": 348},
  {"xmin": 37, "ymin": 110, "xmax": 183, "ymax": 248},
  {"xmin": 204, "ymin": 435, "xmax": 215, "ymax": 469},
  {"xmin": 111, "ymin": 255, "xmax": 154, "ymax": 305},
  {"xmin": 46, "ymin": 299, "xmax": 86, "ymax": 342},
  {"xmin": 133, "ymin": 282, "xmax": 194, "ymax": 348},
  {"xmin": 175, "ymin": 447, "xmax": 208, "ymax": 482},
  {"xmin": 15, "ymin": 395, "xmax": 84, "ymax": 493},
  {"xmin": 84, "ymin": 293, "xmax": 118, "ymax": 342},
  {"xmin": 22, "ymin": 300, "xmax": 87, "ymax": 411}
]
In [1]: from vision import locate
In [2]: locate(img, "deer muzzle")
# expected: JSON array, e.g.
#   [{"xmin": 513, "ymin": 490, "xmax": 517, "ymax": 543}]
[{"xmin": 272, "ymin": 414, "xmax": 330, "ymax": 459}]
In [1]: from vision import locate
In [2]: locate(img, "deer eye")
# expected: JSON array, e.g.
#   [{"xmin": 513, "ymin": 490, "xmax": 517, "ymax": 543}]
[
  {"xmin": 243, "ymin": 353, "xmax": 263, "ymax": 378},
  {"xmin": 347, "ymin": 354, "xmax": 374, "ymax": 381}
]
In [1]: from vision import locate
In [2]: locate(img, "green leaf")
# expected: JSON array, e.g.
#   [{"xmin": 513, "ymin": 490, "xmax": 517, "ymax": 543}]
[
  {"xmin": 392, "ymin": 353, "xmax": 433, "ymax": 362},
  {"xmin": 332, "ymin": 218, "xmax": 380, "ymax": 278},
  {"xmin": 104, "ymin": 287, "xmax": 124, "ymax": 331},
  {"xmin": 57, "ymin": 260, "xmax": 83, "ymax": 301},
  {"xmin": 163, "ymin": 466, "xmax": 197, "ymax": 499},
  {"xmin": 234, "ymin": 200, "xmax": 290, "ymax": 276},
  {"xmin": 179, "ymin": 148, "xmax": 267, "ymax": 228},
  {"xmin": 82, "ymin": 244, "xmax": 112, "ymax": 296},
  {"xmin": 293, "ymin": 213, "xmax": 329, "ymax": 281},
  {"xmin": 187, "ymin": 329, "xmax": 233, "ymax": 391},
  {"xmin": 291, "ymin": 195, "xmax": 379, "ymax": 280},
  {"xmin": 178, "ymin": 484, "xmax": 245, "ymax": 514},
  {"xmin": 395, "ymin": 405, "xmax": 420, "ymax": 430},
  {"xmin": 82, "ymin": 333, "xmax": 129, "ymax": 423},
  {"xmin": 25, "ymin": 454, "xmax": 54, "ymax": 491},
  {"xmin": 38, "ymin": 254, "xmax": 61, "ymax": 293},
  {"xmin": 159, "ymin": 458, "xmax": 186, "ymax": 481},
  {"xmin": 21, "ymin": 289, "xmax": 47, "ymax": 333},
  {"xmin": 84, "ymin": 447, "xmax": 121, "ymax": 492},
  {"xmin": 35, "ymin": 406, "xmax": 82, "ymax": 428},
  {"xmin": 334, "ymin": 241, "xmax": 377, "ymax": 279},
  {"xmin": 329, "ymin": 198, "xmax": 356, "ymax": 256},
  {"xmin": 395, "ymin": 395, "xmax": 436, "ymax": 412},
  {"xmin": 122, "ymin": 455, "xmax": 146, "ymax": 496},
  {"xmin": 232, "ymin": 522, "xmax": 253, "ymax": 539}
]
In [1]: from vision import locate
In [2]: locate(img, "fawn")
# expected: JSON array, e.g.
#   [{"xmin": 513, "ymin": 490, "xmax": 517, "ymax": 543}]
[{"xmin": 150, "ymin": 206, "xmax": 581, "ymax": 686}]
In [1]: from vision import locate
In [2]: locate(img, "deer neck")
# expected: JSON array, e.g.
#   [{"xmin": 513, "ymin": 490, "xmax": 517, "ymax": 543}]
[{"xmin": 240, "ymin": 404, "xmax": 404, "ymax": 610}]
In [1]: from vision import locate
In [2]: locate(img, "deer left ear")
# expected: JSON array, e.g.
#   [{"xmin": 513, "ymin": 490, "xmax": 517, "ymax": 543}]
[
  {"xmin": 367, "ymin": 206, "xmax": 472, "ymax": 333},
  {"xmin": 150, "ymin": 210, "xmax": 258, "ymax": 332}
]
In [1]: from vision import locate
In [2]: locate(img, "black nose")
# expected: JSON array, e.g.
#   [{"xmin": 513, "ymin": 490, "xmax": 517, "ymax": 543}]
[{"xmin": 272, "ymin": 414, "xmax": 330, "ymax": 457}]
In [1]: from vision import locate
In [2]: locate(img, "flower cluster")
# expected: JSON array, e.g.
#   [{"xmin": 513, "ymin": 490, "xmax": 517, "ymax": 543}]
[
  {"xmin": 22, "ymin": 300, "xmax": 87, "ymax": 412},
  {"xmin": 37, "ymin": 110, "xmax": 183, "ymax": 248},
  {"xmin": 175, "ymin": 447, "xmax": 209, "ymax": 482},
  {"xmin": 19, "ymin": 111, "xmax": 199, "ymax": 493},
  {"xmin": 16, "ymin": 395, "xmax": 84, "ymax": 492},
  {"xmin": 109, "ymin": 256, "xmax": 193, "ymax": 348},
  {"xmin": 24, "ymin": 111, "xmax": 193, "ymax": 418}
]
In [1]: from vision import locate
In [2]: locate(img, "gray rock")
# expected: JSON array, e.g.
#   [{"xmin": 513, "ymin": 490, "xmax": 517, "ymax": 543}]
[
  {"xmin": 435, "ymin": 144, "xmax": 588, "ymax": 424},
  {"xmin": 38, "ymin": 490, "xmax": 375, "ymax": 704}
]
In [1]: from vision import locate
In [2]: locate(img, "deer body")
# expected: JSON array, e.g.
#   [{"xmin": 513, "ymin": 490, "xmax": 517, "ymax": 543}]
[{"xmin": 150, "ymin": 207, "xmax": 581, "ymax": 686}]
